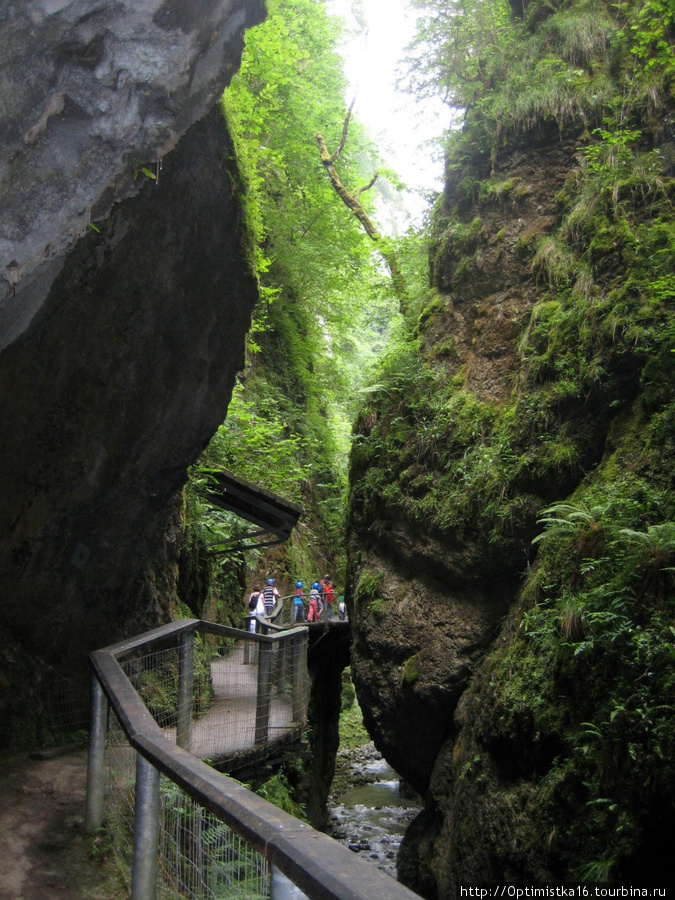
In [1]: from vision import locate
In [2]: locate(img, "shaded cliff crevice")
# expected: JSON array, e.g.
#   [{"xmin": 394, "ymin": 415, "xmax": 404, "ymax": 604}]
[{"xmin": 303, "ymin": 626, "xmax": 352, "ymax": 830}]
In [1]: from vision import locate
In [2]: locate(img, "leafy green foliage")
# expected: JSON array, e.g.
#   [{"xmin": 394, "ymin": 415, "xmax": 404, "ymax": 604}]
[
  {"xmin": 161, "ymin": 781, "xmax": 269, "ymax": 897},
  {"xmin": 222, "ymin": 0, "xmax": 380, "ymax": 341},
  {"xmin": 353, "ymin": 568, "xmax": 386, "ymax": 614},
  {"xmin": 338, "ymin": 698, "xmax": 371, "ymax": 751},
  {"xmin": 487, "ymin": 479, "xmax": 675, "ymax": 879},
  {"xmin": 253, "ymin": 772, "xmax": 306, "ymax": 820},
  {"xmin": 533, "ymin": 501, "xmax": 610, "ymax": 546},
  {"xmin": 407, "ymin": 0, "xmax": 674, "ymax": 139},
  {"xmin": 404, "ymin": 0, "xmax": 513, "ymax": 106},
  {"xmin": 221, "ymin": 0, "xmax": 404, "ymax": 449},
  {"xmin": 354, "ymin": 0, "xmax": 674, "ymax": 561},
  {"xmin": 184, "ymin": 0, "xmax": 416, "ymax": 609},
  {"xmin": 200, "ymin": 385, "xmax": 313, "ymax": 504}
]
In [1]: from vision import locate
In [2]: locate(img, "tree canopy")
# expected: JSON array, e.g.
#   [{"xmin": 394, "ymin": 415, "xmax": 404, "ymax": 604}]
[{"xmin": 186, "ymin": 0, "xmax": 406, "ymax": 595}]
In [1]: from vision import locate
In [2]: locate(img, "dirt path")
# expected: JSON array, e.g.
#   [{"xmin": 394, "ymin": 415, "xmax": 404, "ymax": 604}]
[
  {"xmin": 0, "ymin": 748, "xmax": 127, "ymax": 900},
  {"xmin": 0, "ymin": 642, "xmax": 300, "ymax": 898}
]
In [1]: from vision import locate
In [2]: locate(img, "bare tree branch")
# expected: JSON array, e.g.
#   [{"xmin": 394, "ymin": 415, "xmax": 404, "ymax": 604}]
[
  {"xmin": 357, "ymin": 173, "xmax": 379, "ymax": 196},
  {"xmin": 330, "ymin": 95, "xmax": 356, "ymax": 164},
  {"xmin": 315, "ymin": 106, "xmax": 409, "ymax": 312},
  {"xmin": 316, "ymin": 132, "xmax": 382, "ymax": 239}
]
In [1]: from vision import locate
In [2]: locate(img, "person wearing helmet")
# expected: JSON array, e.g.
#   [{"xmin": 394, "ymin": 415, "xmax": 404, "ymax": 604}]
[
  {"xmin": 263, "ymin": 578, "xmax": 279, "ymax": 615},
  {"xmin": 308, "ymin": 582, "xmax": 322, "ymax": 622},
  {"xmin": 292, "ymin": 581, "xmax": 306, "ymax": 622}
]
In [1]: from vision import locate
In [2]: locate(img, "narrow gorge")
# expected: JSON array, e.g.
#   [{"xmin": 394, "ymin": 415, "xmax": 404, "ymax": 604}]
[{"xmin": 1, "ymin": 0, "xmax": 674, "ymax": 897}]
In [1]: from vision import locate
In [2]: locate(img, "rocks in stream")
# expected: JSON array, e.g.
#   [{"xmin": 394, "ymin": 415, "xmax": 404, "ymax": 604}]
[{"xmin": 328, "ymin": 742, "xmax": 421, "ymax": 879}]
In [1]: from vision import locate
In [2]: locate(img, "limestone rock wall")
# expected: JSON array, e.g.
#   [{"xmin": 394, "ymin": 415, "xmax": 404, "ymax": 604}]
[
  {"xmin": 346, "ymin": 1, "xmax": 675, "ymax": 885},
  {"xmin": 345, "ymin": 125, "xmax": 578, "ymax": 800},
  {"xmin": 0, "ymin": 0, "xmax": 264, "ymax": 747},
  {"xmin": 0, "ymin": 0, "xmax": 264, "ymax": 348}
]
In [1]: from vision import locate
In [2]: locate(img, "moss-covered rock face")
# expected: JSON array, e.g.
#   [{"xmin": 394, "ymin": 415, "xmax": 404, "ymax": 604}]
[
  {"xmin": 425, "ymin": 406, "xmax": 675, "ymax": 890},
  {"xmin": 348, "ymin": 0, "xmax": 675, "ymax": 891}
]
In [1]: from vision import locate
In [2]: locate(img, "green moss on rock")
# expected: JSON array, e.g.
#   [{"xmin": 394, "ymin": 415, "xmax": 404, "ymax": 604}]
[{"xmin": 401, "ymin": 653, "xmax": 421, "ymax": 687}]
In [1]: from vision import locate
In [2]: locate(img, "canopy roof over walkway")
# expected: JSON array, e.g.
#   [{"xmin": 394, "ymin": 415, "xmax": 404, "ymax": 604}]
[{"xmin": 201, "ymin": 467, "xmax": 303, "ymax": 551}]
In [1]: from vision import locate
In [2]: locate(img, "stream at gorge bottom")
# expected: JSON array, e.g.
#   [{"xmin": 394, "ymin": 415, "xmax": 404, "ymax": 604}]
[{"xmin": 327, "ymin": 743, "xmax": 423, "ymax": 879}]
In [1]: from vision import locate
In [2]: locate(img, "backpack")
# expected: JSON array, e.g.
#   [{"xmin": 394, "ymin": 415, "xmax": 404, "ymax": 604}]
[{"xmin": 248, "ymin": 592, "xmax": 260, "ymax": 612}]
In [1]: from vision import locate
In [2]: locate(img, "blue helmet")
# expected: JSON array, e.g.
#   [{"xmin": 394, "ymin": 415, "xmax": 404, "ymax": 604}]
[
  {"xmin": 267, "ymin": 578, "xmax": 275, "ymax": 585},
  {"xmin": 312, "ymin": 582, "xmax": 320, "ymax": 590},
  {"xmin": 296, "ymin": 582, "xmax": 303, "ymax": 588}
]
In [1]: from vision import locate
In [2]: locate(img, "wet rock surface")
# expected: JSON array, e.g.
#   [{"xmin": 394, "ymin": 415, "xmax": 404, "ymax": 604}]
[{"xmin": 348, "ymin": 556, "xmax": 513, "ymax": 796}]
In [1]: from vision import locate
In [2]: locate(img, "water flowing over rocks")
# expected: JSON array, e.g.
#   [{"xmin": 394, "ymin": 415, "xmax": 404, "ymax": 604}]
[{"xmin": 329, "ymin": 742, "xmax": 422, "ymax": 880}]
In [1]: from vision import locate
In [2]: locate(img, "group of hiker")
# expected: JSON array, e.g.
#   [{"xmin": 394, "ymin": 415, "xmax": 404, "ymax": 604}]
[
  {"xmin": 292, "ymin": 576, "xmax": 339, "ymax": 622},
  {"xmin": 246, "ymin": 575, "xmax": 344, "ymax": 626}
]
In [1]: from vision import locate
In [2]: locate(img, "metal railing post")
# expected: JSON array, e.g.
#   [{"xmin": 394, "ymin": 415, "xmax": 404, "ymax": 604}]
[
  {"xmin": 255, "ymin": 640, "xmax": 273, "ymax": 745},
  {"xmin": 292, "ymin": 633, "xmax": 306, "ymax": 723},
  {"xmin": 244, "ymin": 616, "xmax": 256, "ymax": 664},
  {"xmin": 85, "ymin": 674, "xmax": 108, "ymax": 833},
  {"xmin": 271, "ymin": 865, "xmax": 310, "ymax": 899},
  {"xmin": 131, "ymin": 752, "xmax": 160, "ymax": 900},
  {"xmin": 176, "ymin": 630, "xmax": 194, "ymax": 752},
  {"xmin": 278, "ymin": 638, "xmax": 287, "ymax": 696}
]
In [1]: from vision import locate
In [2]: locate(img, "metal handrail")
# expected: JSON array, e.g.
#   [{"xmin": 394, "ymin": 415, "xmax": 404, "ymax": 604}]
[
  {"xmin": 267, "ymin": 591, "xmax": 345, "ymax": 626},
  {"xmin": 86, "ymin": 618, "xmax": 419, "ymax": 900}
]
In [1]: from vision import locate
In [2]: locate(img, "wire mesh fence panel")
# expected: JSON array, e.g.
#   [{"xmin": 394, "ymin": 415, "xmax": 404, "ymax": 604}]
[
  {"xmin": 190, "ymin": 637, "xmax": 262, "ymax": 760},
  {"xmin": 159, "ymin": 779, "xmax": 269, "ymax": 900},
  {"xmin": 120, "ymin": 642, "xmax": 183, "ymax": 732},
  {"xmin": 269, "ymin": 637, "xmax": 309, "ymax": 736},
  {"xmin": 113, "ymin": 630, "xmax": 308, "ymax": 764},
  {"xmin": 105, "ymin": 709, "xmax": 136, "ymax": 891},
  {"xmin": 104, "ymin": 710, "xmax": 270, "ymax": 899}
]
